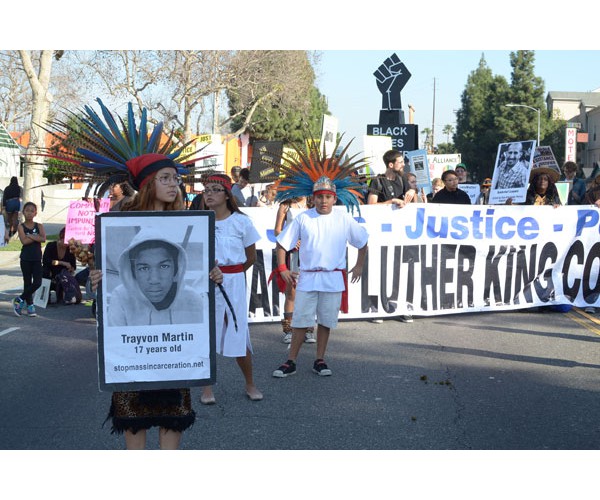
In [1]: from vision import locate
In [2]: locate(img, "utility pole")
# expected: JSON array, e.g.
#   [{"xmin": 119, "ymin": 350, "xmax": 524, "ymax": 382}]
[{"xmin": 431, "ymin": 78, "xmax": 436, "ymax": 153}]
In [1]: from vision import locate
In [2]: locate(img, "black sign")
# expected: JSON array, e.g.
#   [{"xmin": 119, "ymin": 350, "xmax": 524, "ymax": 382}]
[
  {"xmin": 366, "ymin": 124, "xmax": 419, "ymax": 152},
  {"xmin": 249, "ymin": 141, "xmax": 283, "ymax": 183}
]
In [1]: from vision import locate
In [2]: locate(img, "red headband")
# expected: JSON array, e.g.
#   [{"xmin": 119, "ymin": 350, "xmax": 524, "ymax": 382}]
[
  {"xmin": 206, "ymin": 175, "xmax": 233, "ymax": 191},
  {"xmin": 313, "ymin": 189, "xmax": 336, "ymax": 196}
]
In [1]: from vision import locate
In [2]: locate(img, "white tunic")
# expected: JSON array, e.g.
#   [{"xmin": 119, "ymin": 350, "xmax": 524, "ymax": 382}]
[
  {"xmin": 215, "ymin": 212, "xmax": 260, "ymax": 357},
  {"xmin": 277, "ymin": 207, "xmax": 369, "ymax": 292}
]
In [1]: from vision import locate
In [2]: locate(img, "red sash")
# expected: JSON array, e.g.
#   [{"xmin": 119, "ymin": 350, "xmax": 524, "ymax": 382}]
[{"xmin": 219, "ymin": 264, "xmax": 244, "ymax": 274}]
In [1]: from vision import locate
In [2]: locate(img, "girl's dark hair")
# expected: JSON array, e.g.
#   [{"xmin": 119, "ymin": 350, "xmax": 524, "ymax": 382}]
[
  {"xmin": 205, "ymin": 174, "xmax": 244, "ymax": 215},
  {"xmin": 441, "ymin": 170, "xmax": 457, "ymax": 182},
  {"xmin": 22, "ymin": 201, "xmax": 37, "ymax": 211},
  {"xmin": 116, "ymin": 181, "xmax": 135, "ymax": 198},
  {"xmin": 9, "ymin": 176, "xmax": 19, "ymax": 187}
]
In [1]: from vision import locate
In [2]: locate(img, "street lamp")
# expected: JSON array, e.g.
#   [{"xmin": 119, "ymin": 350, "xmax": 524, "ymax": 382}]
[{"xmin": 505, "ymin": 103, "xmax": 541, "ymax": 146}]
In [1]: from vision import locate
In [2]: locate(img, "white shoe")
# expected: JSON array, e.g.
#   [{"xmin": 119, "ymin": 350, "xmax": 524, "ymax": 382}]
[
  {"xmin": 399, "ymin": 315, "xmax": 414, "ymax": 323},
  {"xmin": 585, "ymin": 307, "xmax": 596, "ymax": 314},
  {"xmin": 370, "ymin": 319, "xmax": 383, "ymax": 324},
  {"xmin": 304, "ymin": 331, "xmax": 316, "ymax": 343},
  {"xmin": 282, "ymin": 332, "xmax": 292, "ymax": 344}
]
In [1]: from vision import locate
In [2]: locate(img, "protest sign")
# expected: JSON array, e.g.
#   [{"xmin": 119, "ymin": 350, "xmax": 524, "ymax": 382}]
[
  {"xmin": 64, "ymin": 199, "xmax": 110, "ymax": 244},
  {"xmin": 405, "ymin": 149, "xmax": 432, "ymax": 194},
  {"xmin": 320, "ymin": 114, "xmax": 339, "ymax": 157},
  {"xmin": 556, "ymin": 181, "xmax": 570, "ymax": 206},
  {"xmin": 532, "ymin": 145, "xmax": 560, "ymax": 172},
  {"xmin": 249, "ymin": 141, "xmax": 283, "ymax": 183},
  {"xmin": 427, "ymin": 153, "xmax": 462, "ymax": 180},
  {"xmin": 458, "ymin": 184, "xmax": 481, "ymax": 205},
  {"xmin": 489, "ymin": 140, "xmax": 536, "ymax": 205},
  {"xmin": 95, "ymin": 211, "xmax": 215, "ymax": 392},
  {"xmin": 362, "ymin": 135, "xmax": 393, "ymax": 175}
]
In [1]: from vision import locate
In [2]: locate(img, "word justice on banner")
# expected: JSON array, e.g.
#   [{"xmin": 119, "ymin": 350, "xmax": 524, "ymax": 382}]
[{"xmin": 240, "ymin": 204, "xmax": 600, "ymax": 322}]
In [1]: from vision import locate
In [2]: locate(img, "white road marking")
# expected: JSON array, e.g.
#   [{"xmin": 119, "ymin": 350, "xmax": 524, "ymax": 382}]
[{"xmin": 0, "ymin": 327, "xmax": 20, "ymax": 338}]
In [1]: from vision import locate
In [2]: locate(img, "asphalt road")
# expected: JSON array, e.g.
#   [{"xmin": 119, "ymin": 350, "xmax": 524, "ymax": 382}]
[{"xmin": 1, "ymin": 288, "xmax": 599, "ymax": 451}]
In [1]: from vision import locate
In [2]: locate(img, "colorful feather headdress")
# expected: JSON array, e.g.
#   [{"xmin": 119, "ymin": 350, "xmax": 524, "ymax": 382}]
[
  {"xmin": 40, "ymin": 98, "xmax": 214, "ymax": 197},
  {"xmin": 274, "ymin": 135, "xmax": 368, "ymax": 214}
]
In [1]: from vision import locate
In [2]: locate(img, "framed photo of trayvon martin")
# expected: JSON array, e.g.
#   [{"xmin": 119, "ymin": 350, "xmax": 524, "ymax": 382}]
[
  {"xmin": 94, "ymin": 211, "xmax": 215, "ymax": 392},
  {"xmin": 489, "ymin": 140, "xmax": 536, "ymax": 205}
]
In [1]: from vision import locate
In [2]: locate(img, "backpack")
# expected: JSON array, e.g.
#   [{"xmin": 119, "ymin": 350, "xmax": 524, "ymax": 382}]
[{"xmin": 56, "ymin": 269, "xmax": 82, "ymax": 305}]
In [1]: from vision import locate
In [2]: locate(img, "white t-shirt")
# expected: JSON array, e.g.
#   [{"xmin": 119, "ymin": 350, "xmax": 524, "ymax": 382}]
[
  {"xmin": 277, "ymin": 207, "xmax": 368, "ymax": 292},
  {"xmin": 215, "ymin": 212, "xmax": 261, "ymax": 265}
]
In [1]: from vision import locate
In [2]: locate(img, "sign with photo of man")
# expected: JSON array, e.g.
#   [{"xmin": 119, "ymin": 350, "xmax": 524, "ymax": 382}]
[
  {"xmin": 405, "ymin": 149, "xmax": 432, "ymax": 194},
  {"xmin": 95, "ymin": 211, "xmax": 215, "ymax": 392},
  {"xmin": 489, "ymin": 140, "xmax": 536, "ymax": 205}
]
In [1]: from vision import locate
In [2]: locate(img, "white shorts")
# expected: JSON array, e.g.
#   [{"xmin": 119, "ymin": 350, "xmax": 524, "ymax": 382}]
[{"xmin": 291, "ymin": 290, "xmax": 342, "ymax": 330}]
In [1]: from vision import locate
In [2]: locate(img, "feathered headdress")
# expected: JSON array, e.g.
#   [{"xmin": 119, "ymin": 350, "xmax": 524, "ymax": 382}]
[
  {"xmin": 40, "ymin": 98, "xmax": 214, "ymax": 197},
  {"xmin": 274, "ymin": 135, "xmax": 368, "ymax": 214}
]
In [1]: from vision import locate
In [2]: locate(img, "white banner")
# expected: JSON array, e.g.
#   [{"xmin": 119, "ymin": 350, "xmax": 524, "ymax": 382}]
[
  {"xmin": 320, "ymin": 114, "xmax": 339, "ymax": 157},
  {"xmin": 241, "ymin": 204, "xmax": 600, "ymax": 321}
]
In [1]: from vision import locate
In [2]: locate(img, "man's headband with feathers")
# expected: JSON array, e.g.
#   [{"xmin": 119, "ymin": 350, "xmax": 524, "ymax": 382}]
[
  {"xmin": 40, "ymin": 98, "xmax": 214, "ymax": 197},
  {"xmin": 274, "ymin": 135, "xmax": 368, "ymax": 214}
]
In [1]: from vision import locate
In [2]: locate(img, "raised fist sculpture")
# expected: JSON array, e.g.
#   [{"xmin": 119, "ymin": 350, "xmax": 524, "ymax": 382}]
[{"xmin": 373, "ymin": 53, "xmax": 411, "ymax": 111}]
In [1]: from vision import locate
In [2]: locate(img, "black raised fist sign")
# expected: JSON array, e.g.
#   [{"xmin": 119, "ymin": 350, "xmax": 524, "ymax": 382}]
[{"xmin": 373, "ymin": 53, "xmax": 411, "ymax": 111}]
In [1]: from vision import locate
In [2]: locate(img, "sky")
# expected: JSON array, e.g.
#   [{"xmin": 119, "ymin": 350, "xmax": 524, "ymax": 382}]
[{"xmin": 314, "ymin": 50, "xmax": 600, "ymax": 156}]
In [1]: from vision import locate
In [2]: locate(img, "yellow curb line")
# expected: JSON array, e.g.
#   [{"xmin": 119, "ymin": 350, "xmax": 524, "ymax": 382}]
[{"xmin": 568, "ymin": 308, "xmax": 600, "ymax": 336}]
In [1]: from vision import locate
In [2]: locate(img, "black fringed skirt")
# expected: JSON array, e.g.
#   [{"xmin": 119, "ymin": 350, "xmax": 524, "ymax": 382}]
[{"xmin": 107, "ymin": 389, "xmax": 195, "ymax": 434}]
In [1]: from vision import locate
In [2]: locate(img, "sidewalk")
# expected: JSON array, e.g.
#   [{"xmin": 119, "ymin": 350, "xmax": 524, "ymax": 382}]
[{"xmin": 0, "ymin": 250, "xmax": 22, "ymax": 294}]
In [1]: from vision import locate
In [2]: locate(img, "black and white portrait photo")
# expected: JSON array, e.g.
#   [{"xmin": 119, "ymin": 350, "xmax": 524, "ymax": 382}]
[
  {"xmin": 489, "ymin": 140, "xmax": 536, "ymax": 205},
  {"xmin": 95, "ymin": 211, "xmax": 215, "ymax": 391},
  {"xmin": 492, "ymin": 140, "xmax": 535, "ymax": 190}
]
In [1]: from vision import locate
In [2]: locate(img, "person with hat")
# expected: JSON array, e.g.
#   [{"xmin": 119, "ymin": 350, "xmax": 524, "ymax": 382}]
[
  {"xmin": 44, "ymin": 98, "xmax": 224, "ymax": 450},
  {"xmin": 523, "ymin": 167, "xmax": 562, "ymax": 206},
  {"xmin": 454, "ymin": 163, "xmax": 469, "ymax": 183},
  {"xmin": 494, "ymin": 142, "xmax": 529, "ymax": 190},
  {"xmin": 477, "ymin": 178, "xmax": 492, "ymax": 204},
  {"xmin": 271, "ymin": 139, "xmax": 369, "ymax": 378}
]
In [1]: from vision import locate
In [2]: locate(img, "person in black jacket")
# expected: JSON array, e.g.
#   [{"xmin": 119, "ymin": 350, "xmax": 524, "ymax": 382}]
[
  {"xmin": 42, "ymin": 227, "xmax": 78, "ymax": 303},
  {"xmin": 432, "ymin": 170, "xmax": 472, "ymax": 205}
]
